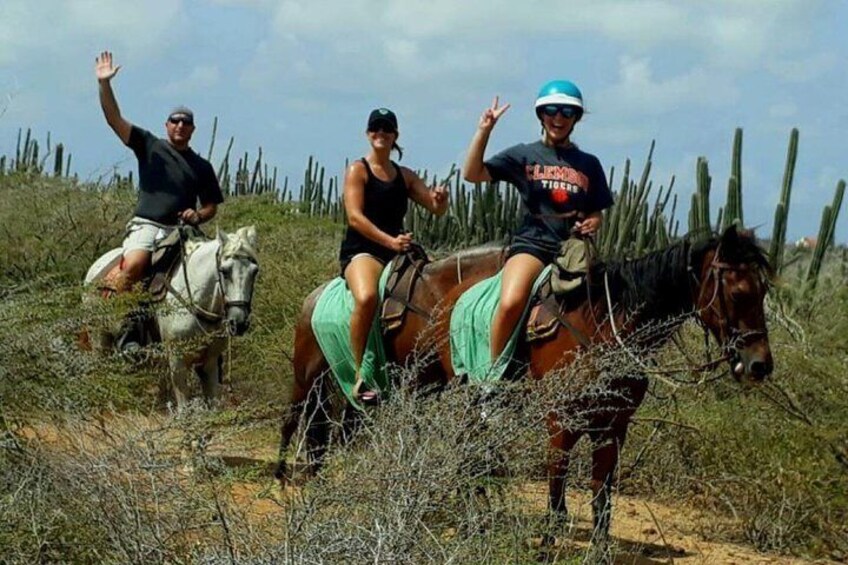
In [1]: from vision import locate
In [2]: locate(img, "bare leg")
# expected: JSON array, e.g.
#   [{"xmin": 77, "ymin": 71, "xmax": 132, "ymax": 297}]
[
  {"xmin": 116, "ymin": 249, "xmax": 151, "ymax": 292},
  {"xmin": 344, "ymin": 256, "xmax": 384, "ymax": 398},
  {"xmin": 491, "ymin": 253, "xmax": 544, "ymax": 362},
  {"xmin": 113, "ymin": 249, "xmax": 152, "ymax": 353}
]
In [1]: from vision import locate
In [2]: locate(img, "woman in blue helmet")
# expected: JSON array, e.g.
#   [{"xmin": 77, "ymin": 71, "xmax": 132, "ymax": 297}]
[
  {"xmin": 342, "ymin": 108, "xmax": 449, "ymax": 402},
  {"xmin": 463, "ymin": 80, "xmax": 613, "ymax": 367}
]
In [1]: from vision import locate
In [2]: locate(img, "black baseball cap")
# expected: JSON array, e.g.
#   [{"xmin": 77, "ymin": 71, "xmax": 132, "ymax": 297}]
[{"xmin": 367, "ymin": 107, "xmax": 398, "ymax": 131}]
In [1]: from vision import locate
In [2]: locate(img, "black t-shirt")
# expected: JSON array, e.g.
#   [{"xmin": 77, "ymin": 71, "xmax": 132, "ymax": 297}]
[
  {"xmin": 126, "ymin": 126, "xmax": 224, "ymax": 225},
  {"xmin": 339, "ymin": 159, "xmax": 409, "ymax": 267},
  {"xmin": 485, "ymin": 141, "xmax": 613, "ymax": 250}
]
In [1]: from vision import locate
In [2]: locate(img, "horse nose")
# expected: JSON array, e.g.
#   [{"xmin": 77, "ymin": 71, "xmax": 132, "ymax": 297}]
[
  {"xmin": 749, "ymin": 357, "xmax": 773, "ymax": 380},
  {"xmin": 227, "ymin": 318, "xmax": 250, "ymax": 336}
]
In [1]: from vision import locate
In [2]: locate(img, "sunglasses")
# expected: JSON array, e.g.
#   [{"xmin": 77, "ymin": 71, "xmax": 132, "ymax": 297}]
[
  {"xmin": 168, "ymin": 117, "xmax": 194, "ymax": 126},
  {"xmin": 541, "ymin": 105, "xmax": 580, "ymax": 119},
  {"xmin": 368, "ymin": 124, "xmax": 397, "ymax": 134}
]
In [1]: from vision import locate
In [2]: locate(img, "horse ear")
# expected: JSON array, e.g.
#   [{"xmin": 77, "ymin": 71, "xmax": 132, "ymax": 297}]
[
  {"xmin": 235, "ymin": 226, "xmax": 257, "ymax": 247},
  {"xmin": 242, "ymin": 225, "xmax": 258, "ymax": 250},
  {"xmin": 721, "ymin": 223, "xmax": 740, "ymax": 246}
]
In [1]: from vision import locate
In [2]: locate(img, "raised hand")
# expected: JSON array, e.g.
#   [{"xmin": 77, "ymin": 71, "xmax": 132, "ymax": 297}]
[
  {"xmin": 95, "ymin": 51, "xmax": 121, "ymax": 82},
  {"xmin": 433, "ymin": 184, "xmax": 448, "ymax": 205},
  {"xmin": 478, "ymin": 96, "xmax": 511, "ymax": 132}
]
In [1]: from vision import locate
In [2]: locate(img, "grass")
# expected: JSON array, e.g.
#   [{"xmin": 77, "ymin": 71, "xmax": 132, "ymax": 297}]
[{"xmin": 1, "ymin": 171, "xmax": 846, "ymax": 562}]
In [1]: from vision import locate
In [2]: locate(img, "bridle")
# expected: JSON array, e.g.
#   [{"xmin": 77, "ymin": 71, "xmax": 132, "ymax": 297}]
[
  {"xmin": 169, "ymin": 237, "xmax": 257, "ymax": 326},
  {"xmin": 688, "ymin": 242, "xmax": 768, "ymax": 369},
  {"xmin": 213, "ymin": 248, "xmax": 257, "ymax": 317}
]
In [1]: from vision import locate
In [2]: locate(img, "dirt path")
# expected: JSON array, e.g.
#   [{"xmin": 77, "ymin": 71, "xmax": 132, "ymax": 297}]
[
  {"xmin": 511, "ymin": 481, "xmax": 825, "ymax": 564},
  {"xmin": 16, "ymin": 417, "xmax": 831, "ymax": 564},
  {"xmin": 218, "ymin": 428, "xmax": 828, "ymax": 564}
]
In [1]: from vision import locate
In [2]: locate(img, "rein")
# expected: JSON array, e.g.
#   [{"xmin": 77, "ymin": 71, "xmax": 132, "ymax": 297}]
[
  {"xmin": 597, "ymin": 240, "xmax": 762, "ymax": 382},
  {"xmin": 166, "ymin": 234, "xmax": 254, "ymax": 327},
  {"xmin": 690, "ymin": 245, "xmax": 767, "ymax": 367}
]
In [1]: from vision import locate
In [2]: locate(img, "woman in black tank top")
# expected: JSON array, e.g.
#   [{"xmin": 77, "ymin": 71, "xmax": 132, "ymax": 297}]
[{"xmin": 342, "ymin": 108, "xmax": 449, "ymax": 402}]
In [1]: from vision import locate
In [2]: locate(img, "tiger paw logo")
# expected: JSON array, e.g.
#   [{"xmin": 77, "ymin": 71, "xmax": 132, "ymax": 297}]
[{"xmin": 551, "ymin": 188, "xmax": 570, "ymax": 205}]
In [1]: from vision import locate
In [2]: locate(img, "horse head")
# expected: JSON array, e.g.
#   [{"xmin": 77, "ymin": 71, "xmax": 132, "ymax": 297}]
[
  {"xmin": 217, "ymin": 226, "xmax": 260, "ymax": 336},
  {"xmin": 691, "ymin": 225, "xmax": 774, "ymax": 382}
]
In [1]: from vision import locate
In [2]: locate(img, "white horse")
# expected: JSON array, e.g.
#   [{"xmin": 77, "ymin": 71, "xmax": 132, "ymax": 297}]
[{"xmin": 83, "ymin": 226, "xmax": 260, "ymax": 408}]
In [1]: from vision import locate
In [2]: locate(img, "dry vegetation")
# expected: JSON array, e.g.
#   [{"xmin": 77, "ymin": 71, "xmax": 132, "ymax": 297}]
[{"xmin": 1, "ymin": 173, "xmax": 847, "ymax": 563}]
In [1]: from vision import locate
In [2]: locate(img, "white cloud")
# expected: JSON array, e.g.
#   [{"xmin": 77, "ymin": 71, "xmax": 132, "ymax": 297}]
[
  {"xmin": 0, "ymin": 1, "xmax": 185, "ymax": 66},
  {"xmin": 767, "ymin": 52, "xmax": 838, "ymax": 83},
  {"xmin": 601, "ymin": 56, "xmax": 738, "ymax": 114},
  {"xmin": 155, "ymin": 65, "xmax": 221, "ymax": 98}
]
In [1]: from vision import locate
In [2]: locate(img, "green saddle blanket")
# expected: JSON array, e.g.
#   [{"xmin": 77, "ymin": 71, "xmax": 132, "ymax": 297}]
[
  {"xmin": 450, "ymin": 265, "xmax": 552, "ymax": 383},
  {"xmin": 311, "ymin": 265, "xmax": 392, "ymax": 409}
]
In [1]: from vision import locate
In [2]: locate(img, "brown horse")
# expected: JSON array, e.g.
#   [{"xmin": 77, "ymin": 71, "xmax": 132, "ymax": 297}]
[
  {"xmin": 275, "ymin": 226, "xmax": 773, "ymax": 540},
  {"xmin": 274, "ymin": 245, "xmax": 504, "ymax": 479}
]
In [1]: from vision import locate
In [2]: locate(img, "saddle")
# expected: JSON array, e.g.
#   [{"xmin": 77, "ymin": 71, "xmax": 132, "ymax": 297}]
[
  {"xmin": 526, "ymin": 238, "xmax": 595, "ymax": 347},
  {"xmin": 381, "ymin": 242, "xmax": 430, "ymax": 333},
  {"xmin": 145, "ymin": 225, "xmax": 206, "ymax": 301}
]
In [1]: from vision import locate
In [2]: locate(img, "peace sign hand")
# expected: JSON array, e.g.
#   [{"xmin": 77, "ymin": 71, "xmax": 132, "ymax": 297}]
[
  {"xmin": 95, "ymin": 51, "xmax": 121, "ymax": 82},
  {"xmin": 478, "ymin": 96, "xmax": 511, "ymax": 132}
]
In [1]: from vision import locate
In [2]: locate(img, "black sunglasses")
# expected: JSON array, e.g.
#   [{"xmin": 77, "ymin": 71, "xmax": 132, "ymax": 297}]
[
  {"xmin": 368, "ymin": 124, "xmax": 396, "ymax": 134},
  {"xmin": 541, "ymin": 105, "xmax": 579, "ymax": 119},
  {"xmin": 168, "ymin": 117, "xmax": 194, "ymax": 126}
]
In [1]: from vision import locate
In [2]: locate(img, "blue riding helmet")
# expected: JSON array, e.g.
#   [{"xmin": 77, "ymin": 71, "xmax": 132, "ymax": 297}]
[{"xmin": 535, "ymin": 80, "xmax": 584, "ymax": 118}]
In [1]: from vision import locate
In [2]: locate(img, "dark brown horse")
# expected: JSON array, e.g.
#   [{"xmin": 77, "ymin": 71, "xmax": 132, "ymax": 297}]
[{"xmin": 276, "ymin": 226, "xmax": 773, "ymax": 539}]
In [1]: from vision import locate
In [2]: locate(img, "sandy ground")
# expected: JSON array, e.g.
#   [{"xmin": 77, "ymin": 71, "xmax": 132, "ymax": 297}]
[{"xmin": 15, "ymin": 416, "xmax": 836, "ymax": 564}]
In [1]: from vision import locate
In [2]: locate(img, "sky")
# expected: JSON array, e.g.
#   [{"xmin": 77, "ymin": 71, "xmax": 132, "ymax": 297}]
[{"xmin": 1, "ymin": 0, "xmax": 846, "ymax": 242}]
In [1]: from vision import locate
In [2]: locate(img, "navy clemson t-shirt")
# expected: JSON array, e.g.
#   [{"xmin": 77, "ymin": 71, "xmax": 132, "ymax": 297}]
[{"xmin": 484, "ymin": 141, "xmax": 613, "ymax": 250}]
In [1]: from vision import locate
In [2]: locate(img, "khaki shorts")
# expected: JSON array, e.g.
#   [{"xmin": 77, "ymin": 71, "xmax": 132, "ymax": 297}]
[{"xmin": 122, "ymin": 217, "xmax": 176, "ymax": 255}]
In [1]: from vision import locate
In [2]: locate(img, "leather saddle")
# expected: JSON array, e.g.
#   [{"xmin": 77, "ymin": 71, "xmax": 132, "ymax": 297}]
[
  {"xmin": 381, "ymin": 242, "xmax": 430, "ymax": 334},
  {"xmin": 526, "ymin": 266, "xmax": 593, "ymax": 348},
  {"xmin": 145, "ymin": 225, "xmax": 206, "ymax": 301}
]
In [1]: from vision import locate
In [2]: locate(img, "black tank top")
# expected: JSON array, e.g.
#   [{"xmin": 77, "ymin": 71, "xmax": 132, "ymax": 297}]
[{"xmin": 339, "ymin": 158, "xmax": 409, "ymax": 267}]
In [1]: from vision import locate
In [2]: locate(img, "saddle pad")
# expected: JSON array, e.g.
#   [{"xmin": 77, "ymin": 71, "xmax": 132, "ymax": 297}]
[
  {"xmin": 450, "ymin": 265, "xmax": 551, "ymax": 383},
  {"xmin": 311, "ymin": 263, "xmax": 393, "ymax": 408}
]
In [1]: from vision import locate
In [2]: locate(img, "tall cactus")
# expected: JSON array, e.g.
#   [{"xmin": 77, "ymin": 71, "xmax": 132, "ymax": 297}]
[
  {"xmin": 689, "ymin": 157, "xmax": 712, "ymax": 234},
  {"xmin": 769, "ymin": 128, "xmax": 798, "ymax": 272},
  {"xmin": 731, "ymin": 127, "xmax": 743, "ymax": 226},
  {"xmin": 806, "ymin": 180, "xmax": 846, "ymax": 289}
]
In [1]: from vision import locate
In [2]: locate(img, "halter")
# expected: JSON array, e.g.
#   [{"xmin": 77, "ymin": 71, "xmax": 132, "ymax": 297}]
[
  {"xmin": 168, "ymin": 236, "xmax": 257, "ymax": 326},
  {"xmin": 599, "ymin": 239, "xmax": 767, "ymax": 384},
  {"xmin": 688, "ymin": 242, "xmax": 768, "ymax": 369}
]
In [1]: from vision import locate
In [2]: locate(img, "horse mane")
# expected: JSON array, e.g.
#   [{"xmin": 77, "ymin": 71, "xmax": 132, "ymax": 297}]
[
  {"xmin": 221, "ymin": 233, "xmax": 258, "ymax": 262},
  {"xmin": 182, "ymin": 228, "xmax": 259, "ymax": 262},
  {"xmin": 596, "ymin": 240, "xmax": 693, "ymax": 318},
  {"xmin": 596, "ymin": 227, "xmax": 771, "ymax": 318}
]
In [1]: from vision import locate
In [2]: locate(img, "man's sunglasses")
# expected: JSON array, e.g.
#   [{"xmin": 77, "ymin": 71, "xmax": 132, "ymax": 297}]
[
  {"xmin": 541, "ymin": 105, "xmax": 580, "ymax": 119},
  {"xmin": 168, "ymin": 117, "xmax": 194, "ymax": 126}
]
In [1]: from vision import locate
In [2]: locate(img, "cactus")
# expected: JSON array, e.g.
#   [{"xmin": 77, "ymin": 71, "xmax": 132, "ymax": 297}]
[
  {"xmin": 769, "ymin": 128, "xmax": 798, "ymax": 272},
  {"xmin": 53, "ymin": 143, "xmax": 64, "ymax": 177}
]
